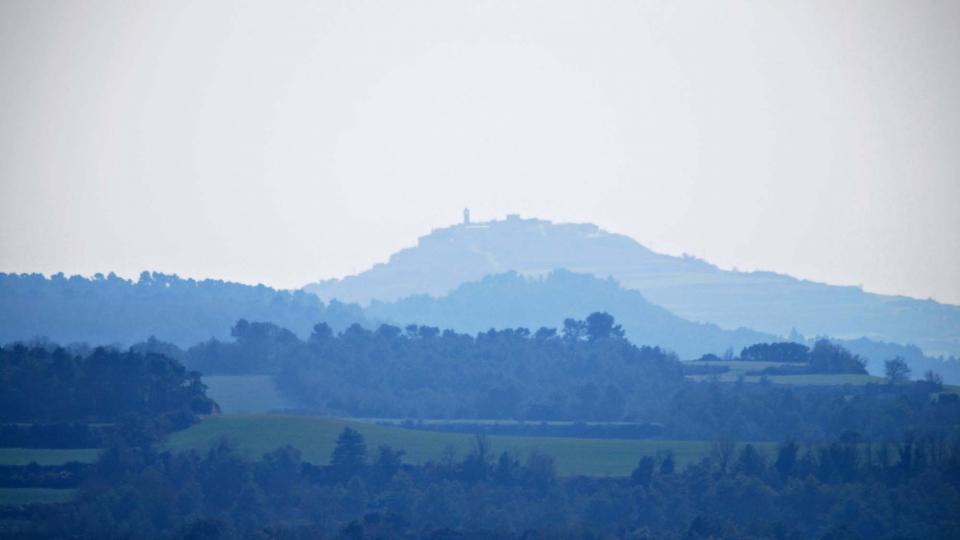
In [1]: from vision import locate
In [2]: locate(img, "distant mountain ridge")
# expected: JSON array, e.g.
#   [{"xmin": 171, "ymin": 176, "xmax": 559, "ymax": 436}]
[
  {"xmin": 367, "ymin": 269, "xmax": 958, "ymax": 381},
  {"xmin": 2, "ymin": 268, "xmax": 956, "ymax": 383},
  {"xmin": 304, "ymin": 215, "xmax": 960, "ymax": 357},
  {"xmin": 0, "ymin": 272, "xmax": 366, "ymax": 347},
  {"xmin": 367, "ymin": 269, "xmax": 774, "ymax": 359}
]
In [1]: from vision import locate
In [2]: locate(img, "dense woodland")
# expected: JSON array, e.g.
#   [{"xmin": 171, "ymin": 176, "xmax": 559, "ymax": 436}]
[
  {"xmin": 0, "ymin": 345, "xmax": 216, "ymax": 430},
  {"xmin": 10, "ymin": 426, "xmax": 960, "ymax": 539},
  {"xmin": 144, "ymin": 316, "xmax": 956, "ymax": 442}
]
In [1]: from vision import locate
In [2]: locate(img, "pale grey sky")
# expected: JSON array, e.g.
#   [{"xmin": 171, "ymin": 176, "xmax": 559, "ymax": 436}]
[{"xmin": 1, "ymin": 0, "xmax": 958, "ymax": 303}]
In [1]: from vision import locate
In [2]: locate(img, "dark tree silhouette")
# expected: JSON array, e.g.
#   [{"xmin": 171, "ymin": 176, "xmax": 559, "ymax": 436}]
[
  {"xmin": 885, "ymin": 356, "xmax": 912, "ymax": 383},
  {"xmin": 330, "ymin": 427, "xmax": 367, "ymax": 480},
  {"xmin": 585, "ymin": 312, "xmax": 625, "ymax": 341}
]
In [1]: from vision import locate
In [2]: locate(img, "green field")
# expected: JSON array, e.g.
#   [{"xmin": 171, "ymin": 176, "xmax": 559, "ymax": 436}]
[
  {"xmin": 763, "ymin": 373, "xmax": 884, "ymax": 385},
  {"xmin": 0, "ymin": 488, "xmax": 76, "ymax": 505},
  {"xmin": 683, "ymin": 360, "xmax": 883, "ymax": 385},
  {"xmin": 202, "ymin": 374, "xmax": 295, "ymax": 413},
  {"xmin": 0, "ymin": 448, "xmax": 100, "ymax": 466},
  {"xmin": 168, "ymin": 414, "xmax": 774, "ymax": 476}
]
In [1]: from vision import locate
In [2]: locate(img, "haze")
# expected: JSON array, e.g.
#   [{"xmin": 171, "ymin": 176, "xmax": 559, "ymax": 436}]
[{"xmin": 1, "ymin": 0, "xmax": 958, "ymax": 304}]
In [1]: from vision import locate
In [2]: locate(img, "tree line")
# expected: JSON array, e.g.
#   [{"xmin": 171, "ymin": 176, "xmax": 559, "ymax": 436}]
[
  {"xmin": 0, "ymin": 345, "xmax": 217, "ymax": 436},
  {"xmin": 12, "ymin": 426, "xmax": 960, "ymax": 539},
  {"xmin": 151, "ymin": 315, "xmax": 957, "ymax": 441}
]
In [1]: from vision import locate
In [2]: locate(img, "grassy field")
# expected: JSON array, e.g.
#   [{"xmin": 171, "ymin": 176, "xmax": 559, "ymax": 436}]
[
  {"xmin": 0, "ymin": 487, "xmax": 76, "ymax": 505},
  {"xmin": 202, "ymin": 375, "xmax": 295, "ymax": 413},
  {"xmin": 0, "ymin": 448, "xmax": 100, "ymax": 466},
  {"xmin": 685, "ymin": 360, "xmax": 794, "ymax": 373},
  {"xmin": 763, "ymin": 373, "xmax": 884, "ymax": 385},
  {"xmin": 168, "ymin": 414, "xmax": 774, "ymax": 477},
  {"xmin": 686, "ymin": 372, "xmax": 883, "ymax": 385},
  {"xmin": 683, "ymin": 360, "xmax": 883, "ymax": 385}
]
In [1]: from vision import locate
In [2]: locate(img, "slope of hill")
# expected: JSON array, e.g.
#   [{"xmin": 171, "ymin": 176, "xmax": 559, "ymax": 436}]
[
  {"xmin": 367, "ymin": 270, "xmax": 773, "ymax": 359},
  {"xmin": 0, "ymin": 272, "xmax": 366, "ymax": 347},
  {"xmin": 305, "ymin": 215, "xmax": 960, "ymax": 357},
  {"xmin": 367, "ymin": 270, "xmax": 959, "ymax": 380}
]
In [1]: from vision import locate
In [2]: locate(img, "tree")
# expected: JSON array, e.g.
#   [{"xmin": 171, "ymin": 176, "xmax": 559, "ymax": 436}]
[
  {"xmin": 460, "ymin": 434, "xmax": 491, "ymax": 484},
  {"xmin": 809, "ymin": 340, "xmax": 867, "ymax": 374},
  {"xmin": 885, "ymin": 357, "xmax": 911, "ymax": 383},
  {"xmin": 923, "ymin": 370, "xmax": 943, "ymax": 388},
  {"xmin": 375, "ymin": 324, "xmax": 402, "ymax": 340},
  {"xmin": 371, "ymin": 445, "xmax": 405, "ymax": 485},
  {"xmin": 631, "ymin": 456, "xmax": 656, "ymax": 486},
  {"xmin": 493, "ymin": 451, "xmax": 520, "ymax": 486},
  {"xmin": 775, "ymin": 441, "xmax": 799, "ymax": 479},
  {"xmin": 562, "ymin": 318, "xmax": 587, "ymax": 342},
  {"xmin": 585, "ymin": 312, "xmax": 624, "ymax": 341},
  {"xmin": 524, "ymin": 451, "xmax": 556, "ymax": 492},
  {"xmin": 740, "ymin": 342, "xmax": 809, "ymax": 363},
  {"xmin": 309, "ymin": 322, "xmax": 333, "ymax": 344},
  {"xmin": 534, "ymin": 327, "xmax": 557, "ymax": 341},
  {"xmin": 734, "ymin": 444, "xmax": 766, "ymax": 477},
  {"xmin": 711, "ymin": 439, "xmax": 736, "ymax": 473},
  {"xmin": 331, "ymin": 427, "xmax": 366, "ymax": 480},
  {"xmin": 658, "ymin": 450, "xmax": 676, "ymax": 475}
]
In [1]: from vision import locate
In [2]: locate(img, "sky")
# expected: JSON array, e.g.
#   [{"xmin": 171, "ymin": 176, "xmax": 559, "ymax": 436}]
[{"xmin": 1, "ymin": 0, "xmax": 958, "ymax": 304}]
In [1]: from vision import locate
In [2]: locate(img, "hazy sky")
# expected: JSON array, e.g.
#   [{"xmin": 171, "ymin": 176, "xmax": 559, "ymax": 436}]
[{"xmin": 1, "ymin": 1, "xmax": 958, "ymax": 304}]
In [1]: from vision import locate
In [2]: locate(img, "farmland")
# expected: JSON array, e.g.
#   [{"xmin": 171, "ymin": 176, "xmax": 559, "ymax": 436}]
[
  {"xmin": 0, "ymin": 448, "xmax": 100, "ymax": 466},
  {"xmin": 166, "ymin": 414, "xmax": 775, "ymax": 477},
  {"xmin": 682, "ymin": 359, "xmax": 884, "ymax": 385}
]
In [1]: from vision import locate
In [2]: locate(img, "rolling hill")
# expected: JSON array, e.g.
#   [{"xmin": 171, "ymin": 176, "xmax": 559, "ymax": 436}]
[
  {"xmin": 305, "ymin": 215, "xmax": 960, "ymax": 357},
  {"xmin": 0, "ymin": 272, "xmax": 367, "ymax": 347},
  {"xmin": 368, "ymin": 269, "xmax": 773, "ymax": 359},
  {"xmin": 367, "ymin": 269, "xmax": 959, "ymax": 379}
]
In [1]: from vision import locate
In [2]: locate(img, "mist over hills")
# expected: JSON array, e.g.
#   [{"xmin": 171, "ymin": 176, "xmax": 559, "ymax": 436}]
[
  {"xmin": 0, "ymin": 271, "xmax": 366, "ymax": 347},
  {"xmin": 368, "ymin": 269, "xmax": 773, "ymax": 359},
  {"xmin": 1, "ymin": 267, "xmax": 956, "ymax": 382},
  {"xmin": 305, "ymin": 215, "xmax": 960, "ymax": 357},
  {"xmin": 367, "ymin": 269, "xmax": 956, "ymax": 380},
  {"xmin": 1, "ymin": 217, "xmax": 956, "ymax": 381}
]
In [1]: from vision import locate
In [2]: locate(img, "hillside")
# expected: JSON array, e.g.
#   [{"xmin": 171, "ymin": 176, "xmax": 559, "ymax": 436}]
[
  {"xmin": 368, "ymin": 270, "xmax": 958, "ymax": 379},
  {"xmin": 305, "ymin": 216, "xmax": 960, "ymax": 357},
  {"xmin": 0, "ymin": 272, "xmax": 366, "ymax": 347},
  {"xmin": 368, "ymin": 270, "xmax": 773, "ymax": 359}
]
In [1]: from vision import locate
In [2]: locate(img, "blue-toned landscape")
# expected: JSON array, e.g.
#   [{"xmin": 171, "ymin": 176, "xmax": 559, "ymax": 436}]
[{"xmin": 2, "ymin": 1, "xmax": 959, "ymax": 538}]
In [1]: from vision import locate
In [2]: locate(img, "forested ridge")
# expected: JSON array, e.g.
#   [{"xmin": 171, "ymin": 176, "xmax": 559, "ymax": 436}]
[
  {"xmin": 158, "ymin": 316, "xmax": 956, "ymax": 442},
  {"xmin": 0, "ymin": 272, "xmax": 366, "ymax": 347},
  {"xmin": 3, "ymin": 270, "xmax": 957, "ymax": 383}
]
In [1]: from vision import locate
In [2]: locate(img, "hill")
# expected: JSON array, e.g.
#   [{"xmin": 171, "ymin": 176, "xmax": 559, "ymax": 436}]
[
  {"xmin": 368, "ymin": 270, "xmax": 773, "ymax": 359},
  {"xmin": 305, "ymin": 215, "xmax": 960, "ymax": 357},
  {"xmin": 0, "ymin": 272, "xmax": 366, "ymax": 347},
  {"xmin": 367, "ymin": 270, "xmax": 959, "ymax": 380}
]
